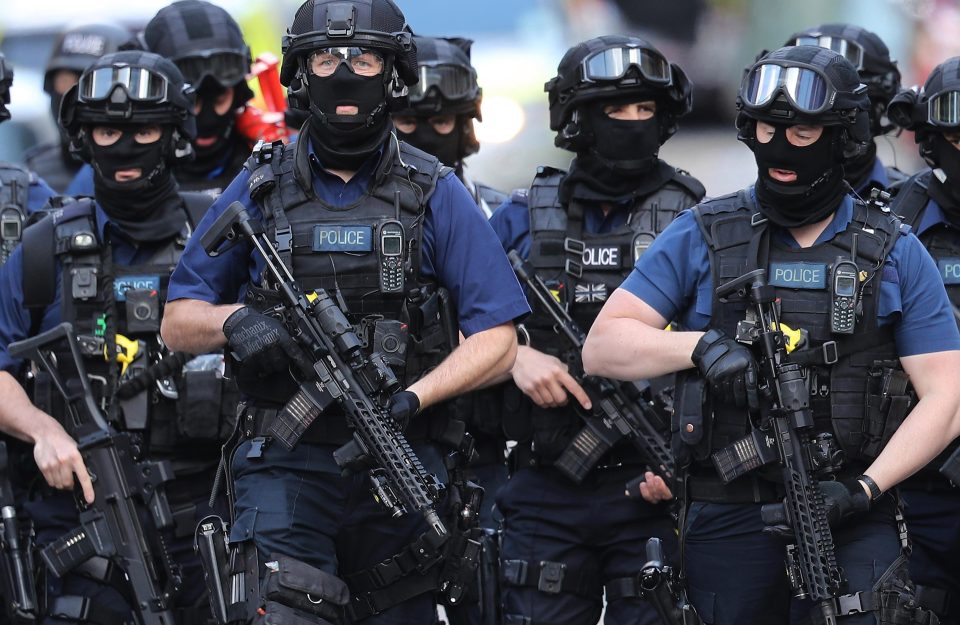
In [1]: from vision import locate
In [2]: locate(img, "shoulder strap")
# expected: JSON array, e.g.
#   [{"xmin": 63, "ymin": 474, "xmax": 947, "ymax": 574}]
[
  {"xmin": 889, "ymin": 170, "xmax": 932, "ymax": 229},
  {"xmin": 668, "ymin": 167, "xmax": 707, "ymax": 202},
  {"xmin": 21, "ymin": 213, "xmax": 56, "ymax": 310}
]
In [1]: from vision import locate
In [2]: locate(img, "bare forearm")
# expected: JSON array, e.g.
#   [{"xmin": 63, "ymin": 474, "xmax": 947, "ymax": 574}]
[
  {"xmin": 864, "ymin": 390, "xmax": 960, "ymax": 491},
  {"xmin": 583, "ymin": 318, "xmax": 703, "ymax": 380},
  {"xmin": 0, "ymin": 372, "xmax": 62, "ymax": 444},
  {"xmin": 408, "ymin": 323, "xmax": 517, "ymax": 409},
  {"xmin": 161, "ymin": 299, "xmax": 243, "ymax": 353}
]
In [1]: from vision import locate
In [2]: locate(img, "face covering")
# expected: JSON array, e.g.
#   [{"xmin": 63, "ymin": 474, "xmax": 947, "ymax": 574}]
[
  {"xmin": 841, "ymin": 139, "xmax": 877, "ymax": 194},
  {"xmin": 753, "ymin": 124, "xmax": 847, "ymax": 228},
  {"xmin": 89, "ymin": 126, "xmax": 184, "ymax": 242},
  {"xmin": 184, "ymin": 82, "xmax": 236, "ymax": 175},
  {"xmin": 306, "ymin": 63, "xmax": 391, "ymax": 171},
  {"xmin": 562, "ymin": 100, "xmax": 670, "ymax": 202},
  {"xmin": 397, "ymin": 117, "xmax": 462, "ymax": 168},
  {"xmin": 928, "ymin": 133, "xmax": 960, "ymax": 221}
]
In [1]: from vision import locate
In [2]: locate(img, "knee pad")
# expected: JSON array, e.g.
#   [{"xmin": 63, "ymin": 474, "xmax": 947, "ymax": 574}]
[{"xmin": 261, "ymin": 554, "xmax": 349, "ymax": 625}]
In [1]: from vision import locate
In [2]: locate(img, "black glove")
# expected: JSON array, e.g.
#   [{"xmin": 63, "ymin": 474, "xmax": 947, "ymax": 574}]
[
  {"xmin": 222, "ymin": 306, "xmax": 313, "ymax": 377},
  {"xmin": 761, "ymin": 478, "xmax": 872, "ymax": 538},
  {"xmin": 692, "ymin": 329, "xmax": 759, "ymax": 411},
  {"xmin": 387, "ymin": 390, "xmax": 420, "ymax": 430}
]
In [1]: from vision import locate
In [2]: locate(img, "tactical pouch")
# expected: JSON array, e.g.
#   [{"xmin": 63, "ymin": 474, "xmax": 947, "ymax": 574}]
[
  {"xmin": 672, "ymin": 372, "xmax": 710, "ymax": 467},
  {"xmin": 177, "ymin": 356, "xmax": 239, "ymax": 444},
  {"xmin": 529, "ymin": 404, "xmax": 579, "ymax": 462},
  {"xmin": 861, "ymin": 364, "xmax": 914, "ymax": 460},
  {"xmin": 263, "ymin": 554, "xmax": 349, "ymax": 622}
]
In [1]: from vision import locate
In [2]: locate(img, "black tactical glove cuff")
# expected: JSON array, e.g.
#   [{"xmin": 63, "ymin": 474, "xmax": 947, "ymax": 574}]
[
  {"xmin": 222, "ymin": 305, "xmax": 254, "ymax": 336},
  {"xmin": 388, "ymin": 390, "xmax": 421, "ymax": 431},
  {"xmin": 691, "ymin": 329, "xmax": 726, "ymax": 370},
  {"xmin": 840, "ymin": 477, "xmax": 873, "ymax": 512}
]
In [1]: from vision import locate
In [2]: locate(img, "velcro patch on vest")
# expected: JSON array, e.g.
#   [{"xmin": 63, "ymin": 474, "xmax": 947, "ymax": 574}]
[
  {"xmin": 312, "ymin": 225, "xmax": 373, "ymax": 253},
  {"xmin": 114, "ymin": 275, "xmax": 160, "ymax": 302},
  {"xmin": 574, "ymin": 283, "xmax": 608, "ymax": 303},
  {"xmin": 768, "ymin": 262, "xmax": 827, "ymax": 290},
  {"xmin": 938, "ymin": 258, "xmax": 960, "ymax": 284},
  {"xmin": 581, "ymin": 245, "xmax": 621, "ymax": 268}
]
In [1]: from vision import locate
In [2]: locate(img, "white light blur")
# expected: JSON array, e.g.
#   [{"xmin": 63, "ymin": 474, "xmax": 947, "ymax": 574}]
[{"xmin": 475, "ymin": 95, "xmax": 526, "ymax": 144}]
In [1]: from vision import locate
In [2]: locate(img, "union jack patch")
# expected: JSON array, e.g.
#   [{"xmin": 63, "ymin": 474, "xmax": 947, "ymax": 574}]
[{"xmin": 574, "ymin": 283, "xmax": 607, "ymax": 303}]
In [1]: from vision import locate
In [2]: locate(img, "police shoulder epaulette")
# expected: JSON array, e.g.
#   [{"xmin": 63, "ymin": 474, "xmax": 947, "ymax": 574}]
[{"xmin": 252, "ymin": 139, "xmax": 284, "ymax": 165}]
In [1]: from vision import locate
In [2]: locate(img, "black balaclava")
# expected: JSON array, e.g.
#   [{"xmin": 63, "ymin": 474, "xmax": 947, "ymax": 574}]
[
  {"xmin": 928, "ymin": 134, "xmax": 960, "ymax": 221},
  {"xmin": 183, "ymin": 81, "xmax": 237, "ymax": 175},
  {"xmin": 842, "ymin": 138, "xmax": 877, "ymax": 193},
  {"xmin": 562, "ymin": 98, "xmax": 670, "ymax": 202},
  {"xmin": 89, "ymin": 125, "xmax": 184, "ymax": 242},
  {"xmin": 397, "ymin": 116, "xmax": 462, "ymax": 167},
  {"xmin": 753, "ymin": 124, "xmax": 847, "ymax": 228},
  {"xmin": 306, "ymin": 63, "xmax": 391, "ymax": 170}
]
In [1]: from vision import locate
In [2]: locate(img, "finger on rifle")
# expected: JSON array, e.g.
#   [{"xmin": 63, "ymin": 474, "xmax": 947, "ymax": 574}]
[
  {"xmin": 558, "ymin": 371, "xmax": 592, "ymax": 410},
  {"xmin": 73, "ymin": 458, "xmax": 96, "ymax": 504}
]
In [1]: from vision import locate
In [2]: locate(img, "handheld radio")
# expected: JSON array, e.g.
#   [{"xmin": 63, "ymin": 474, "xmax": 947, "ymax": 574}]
[
  {"xmin": 378, "ymin": 220, "xmax": 405, "ymax": 294},
  {"xmin": 830, "ymin": 257, "xmax": 859, "ymax": 335}
]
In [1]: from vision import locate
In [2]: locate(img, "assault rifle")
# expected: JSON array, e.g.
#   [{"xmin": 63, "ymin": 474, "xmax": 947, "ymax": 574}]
[
  {"xmin": 0, "ymin": 441, "xmax": 38, "ymax": 624},
  {"xmin": 201, "ymin": 201, "xmax": 446, "ymax": 538},
  {"xmin": 9, "ymin": 322, "xmax": 180, "ymax": 625},
  {"xmin": 716, "ymin": 269, "xmax": 846, "ymax": 624},
  {"xmin": 507, "ymin": 250, "xmax": 674, "ymax": 484}
]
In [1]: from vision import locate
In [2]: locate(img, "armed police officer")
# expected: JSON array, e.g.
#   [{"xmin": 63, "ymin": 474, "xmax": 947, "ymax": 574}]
[
  {"xmin": 0, "ymin": 50, "xmax": 232, "ymax": 624},
  {"xmin": 583, "ymin": 45, "xmax": 960, "ymax": 625},
  {"xmin": 488, "ymin": 35, "xmax": 704, "ymax": 625},
  {"xmin": 68, "ymin": 1, "xmax": 278, "ymax": 199},
  {"xmin": 785, "ymin": 23, "xmax": 905, "ymax": 196},
  {"xmin": 0, "ymin": 53, "xmax": 57, "ymax": 266},
  {"xmin": 24, "ymin": 22, "xmax": 130, "ymax": 194},
  {"xmin": 884, "ymin": 57, "xmax": 960, "ymax": 624},
  {"xmin": 160, "ymin": 0, "xmax": 528, "ymax": 623},
  {"xmin": 392, "ymin": 35, "xmax": 506, "ymax": 217}
]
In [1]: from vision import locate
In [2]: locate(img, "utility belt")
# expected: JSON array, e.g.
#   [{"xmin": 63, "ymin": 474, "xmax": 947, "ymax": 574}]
[
  {"xmin": 686, "ymin": 472, "xmax": 785, "ymax": 504},
  {"xmin": 508, "ymin": 442, "xmax": 643, "ymax": 481}
]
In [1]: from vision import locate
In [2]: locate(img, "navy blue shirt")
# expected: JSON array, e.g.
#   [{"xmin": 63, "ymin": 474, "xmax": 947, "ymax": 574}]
[
  {"xmin": 64, "ymin": 164, "xmax": 94, "ymax": 198},
  {"xmin": 621, "ymin": 187, "xmax": 960, "ymax": 357},
  {"xmin": 0, "ymin": 202, "xmax": 180, "ymax": 373},
  {"xmin": 167, "ymin": 138, "xmax": 530, "ymax": 337},
  {"xmin": 854, "ymin": 157, "xmax": 891, "ymax": 197},
  {"xmin": 26, "ymin": 175, "xmax": 56, "ymax": 212},
  {"xmin": 490, "ymin": 193, "xmax": 635, "ymax": 260}
]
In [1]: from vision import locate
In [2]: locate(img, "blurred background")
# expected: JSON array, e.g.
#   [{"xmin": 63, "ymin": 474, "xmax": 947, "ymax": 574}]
[{"xmin": 3, "ymin": 0, "xmax": 960, "ymax": 198}]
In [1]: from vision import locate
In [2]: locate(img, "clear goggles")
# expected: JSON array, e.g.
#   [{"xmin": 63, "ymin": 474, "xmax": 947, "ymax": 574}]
[
  {"xmin": 788, "ymin": 35, "xmax": 865, "ymax": 70},
  {"xmin": 408, "ymin": 64, "xmax": 476, "ymax": 101},
  {"xmin": 928, "ymin": 90, "xmax": 960, "ymax": 127},
  {"xmin": 78, "ymin": 65, "xmax": 170, "ymax": 103},
  {"xmin": 742, "ymin": 62, "xmax": 836, "ymax": 115},
  {"xmin": 307, "ymin": 47, "xmax": 385, "ymax": 77},
  {"xmin": 581, "ymin": 46, "xmax": 672, "ymax": 84},
  {"xmin": 176, "ymin": 51, "xmax": 249, "ymax": 88}
]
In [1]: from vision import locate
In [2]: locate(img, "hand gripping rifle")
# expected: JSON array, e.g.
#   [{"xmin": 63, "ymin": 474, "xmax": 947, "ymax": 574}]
[
  {"xmin": 201, "ymin": 201, "xmax": 446, "ymax": 540},
  {"xmin": 715, "ymin": 269, "xmax": 846, "ymax": 624},
  {"xmin": 0, "ymin": 441, "xmax": 38, "ymax": 624},
  {"xmin": 9, "ymin": 323, "xmax": 180, "ymax": 625},
  {"xmin": 507, "ymin": 250, "xmax": 675, "ymax": 485}
]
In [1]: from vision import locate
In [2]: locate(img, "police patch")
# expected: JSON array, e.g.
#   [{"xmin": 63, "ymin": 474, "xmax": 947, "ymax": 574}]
[
  {"xmin": 768, "ymin": 262, "xmax": 827, "ymax": 289},
  {"xmin": 574, "ymin": 283, "xmax": 607, "ymax": 303},
  {"xmin": 312, "ymin": 225, "xmax": 373, "ymax": 252},
  {"xmin": 114, "ymin": 275, "xmax": 160, "ymax": 302},
  {"xmin": 581, "ymin": 245, "xmax": 620, "ymax": 268},
  {"xmin": 938, "ymin": 258, "xmax": 960, "ymax": 285}
]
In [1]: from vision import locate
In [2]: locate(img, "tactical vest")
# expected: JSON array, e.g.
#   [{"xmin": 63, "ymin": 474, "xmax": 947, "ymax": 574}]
[
  {"xmin": 21, "ymin": 194, "xmax": 235, "ymax": 464},
  {"xmin": 678, "ymin": 191, "xmax": 913, "ymax": 491},
  {"xmin": 511, "ymin": 165, "xmax": 705, "ymax": 460},
  {"xmin": 889, "ymin": 170, "xmax": 960, "ymax": 484},
  {"xmin": 0, "ymin": 162, "xmax": 35, "ymax": 266},
  {"xmin": 240, "ymin": 137, "xmax": 457, "ymax": 405}
]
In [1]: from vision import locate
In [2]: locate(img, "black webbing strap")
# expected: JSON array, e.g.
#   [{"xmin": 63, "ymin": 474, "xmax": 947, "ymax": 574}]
[
  {"xmin": 788, "ymin": 325, "xmax": 896, "ymax": 367},
  {"xmin": 604, "ymin": 575, "xmax": 642, "ymax": 601},
  {"xmin": 914, "ymin": 585, "xmax": 951, "ymax": 618},
  {"xmin": 346, "ymin": 528, "xmax": 446, "ymax": 594},
  {"xmin": 500, "ymin": 558, "xmax": 601, "ymax": 599},
  {"xmin": 21, "ymin": 213, "xmax": 56, "ymax": 312}
]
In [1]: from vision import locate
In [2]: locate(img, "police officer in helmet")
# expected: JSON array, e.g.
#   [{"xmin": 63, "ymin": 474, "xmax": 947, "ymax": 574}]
[
  {"xmin": 584, "ymin": 45, "xmax": 960, "ymax": 625},
  {"xmin": 0, "ymin": 53, "xmax": 56, "ymax": 266},
  {"xmin": 392, "ymin": 36, "xmax": 506, "ymax": 216},
  {"xmin": 25, "ymin": 22, "xmax": 130, "ymax": 193},
  {"xmin": 488, "ymin": 35, "xmax": 703, "ymax": 625},
  {"xmin": 785, "ymin": 23, "xmax": 905, "ymax": 195},
  {"xmin": 160, "ymin": 0, "xmax": 528, "ymax": 622},
  {"xmin": 0, "ymin": 50, "xmax": 227, "ymax": 624},
  {"xmin": 886, "ymin": 57, "xmax": 960, "ymax": 624}
]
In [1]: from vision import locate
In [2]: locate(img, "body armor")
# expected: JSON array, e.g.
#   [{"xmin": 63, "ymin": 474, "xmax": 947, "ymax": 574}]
[
  {"xmin": 21, "ymin": 195, "xmax": 233, "ymax": 468},
  {"xmin": 510, "ymin": 164, "xmax": 704, "ymax": 461},
  {"xmin": 0, "ymin": 162, "xmax": 36, "ymax": 266},
  {"xmin": 239, "ymin": 136, "xmax": 457, "ymax": 406},
  {"xmin": 677, "ymin": 190, "xmax": 914, "ymax": 500}
]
